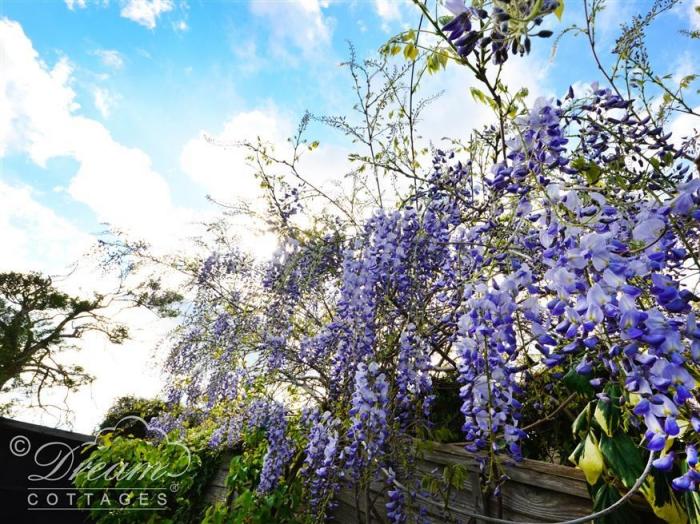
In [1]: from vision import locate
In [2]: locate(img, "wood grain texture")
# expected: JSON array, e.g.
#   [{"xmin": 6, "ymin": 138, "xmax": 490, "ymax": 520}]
[
  {"xmin": 331, "ymin": 440, "xmax": 664, "ymax": 523},
  {"xmin": 197, "ymin": 443, "xmax": 663, "ymax": 522}
]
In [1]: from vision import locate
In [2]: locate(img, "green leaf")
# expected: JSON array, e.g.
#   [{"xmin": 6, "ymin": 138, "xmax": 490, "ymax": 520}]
[
  {"xmin": 563, "ymin": 368, "xmax": 594, "ymax": 396},
  {"xmin": 641, "ymin": 470, "xmax": 688, "ymax": 524},
  {"xmin": 573, "ymin": 433, "xmax": 605, "ymax": 485},
  {"xmin": 427, "ymin": 54, "xmax": 440, "ymax": 74},
  {"xmin": 514, "ymin": 87, "xmax": 529, "ymax": 99},
  {"xmin": 469, "ymin": 87, "xmax": 488, "ymax": 105},
  {"xmin": 568, "ymin": 439, "xmax": 585, "ymax": 465},
  {"xmin": 680, "ymin": 74, "xmax": 697, "ymax": 89},
  {"xmin": 403, "ymin": 43, "xmax": 418, "ymax": 61},
  {"xmin": 584, "ymin": 163, "xmax": 602, "ymax": 185},
  {"xmin": 591, "ymin": 483, "xmax": 639, "ymax": 524},
  {"xmin": 594, "ymin": 396, "xmax": 621, "ymax": 437},
  {"xmin": 572, "ymin": 403, "xmax": 592, "ymax": 437},
  {"xmin": 401, "ymin": 29, "xmax": 415, "ymax": 43},
  {"xmin": 599, "ymin": 433, "xmax": 644, "ymax": 489},
  {"xmin": 682, "ymin": 489, "xmax": 700, "ymax": 523}
]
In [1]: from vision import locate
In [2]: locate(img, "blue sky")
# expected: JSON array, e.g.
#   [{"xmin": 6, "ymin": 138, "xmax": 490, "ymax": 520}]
[
  {"xmin": 2, "ymin": 0, "xmax": 698, "ymax": 249},
  {"xmin": 1, "ymin": 0, "xmax": 698, "ymax": 430}
]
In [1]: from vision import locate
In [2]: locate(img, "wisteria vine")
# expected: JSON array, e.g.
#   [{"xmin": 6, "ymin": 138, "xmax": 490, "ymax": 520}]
[{"xmin": 148, "ymin": 1, "xmax": 700, "ymax": 522}]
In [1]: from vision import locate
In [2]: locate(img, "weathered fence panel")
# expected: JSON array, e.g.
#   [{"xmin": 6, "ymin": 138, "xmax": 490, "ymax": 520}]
[
  {"xmin": 333, "ymin": 441, "xmax": 663, "ymax": 523},
  {"xmin": 203, "ymin": 451, "xmax": 232, "ymax": 505}
]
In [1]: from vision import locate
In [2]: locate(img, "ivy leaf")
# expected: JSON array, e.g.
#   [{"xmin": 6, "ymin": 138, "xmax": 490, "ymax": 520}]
[
  {"xmin": 571, "ymin": 433, "xmax": 605, "ymax": 485},
  {"xmin": 682, "ymin": 489, "xmax": 700, "ymax": 523},
  {"xmin": 563, "ymin": 367, "xmax": 594, "ymax": 396},
  {"xmin": 591, "ymin": 483, "xmax": 639, "ymax": 524},
  {"xmin": 572, "ymin": 403, "xmax": 593, "ymax": 437},
  {"xmin": 594, "ymin": 397, "xmax": 621, "ymax": 437},
  {"xmin": 640, "ymin": 470, "xmax": 689, "ymax": 524},
  {"xmin": 599, "ymin": 433, "xmax": 644, "ymax": 489}
]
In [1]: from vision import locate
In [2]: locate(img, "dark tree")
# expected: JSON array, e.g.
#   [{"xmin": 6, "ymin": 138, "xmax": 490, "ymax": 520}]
[
  {"xmin": 98, "ymin": 395, "xmax": 168, "ymax": 437},
  {"xmin": 0, "ymin": 271, "xmax": 128, "ymax": 413}
]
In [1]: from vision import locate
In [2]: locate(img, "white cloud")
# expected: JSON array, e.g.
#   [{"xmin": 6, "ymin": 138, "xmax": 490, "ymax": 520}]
[
  {"xmin": 594, "ymin": 0, "xmax": 636, "ymax": 42},
  {"xmin": 181, "ymin": 109, "xmax": 293, "ymax": 203},
  {"xmin": 92, "ymin": 48, "xmax": 124, "ymax": 70},
  {"xmin": 374, "ymin": 0, "xmax": 401, "ymax": 21},
  {"xmin": 64, "ymin": 0, "xmax": 176, "ymax": 29},
  {"xmin": 0, "ymin": 19, "xmax": 196, "ymax": 431},
  {"xmin": 180, "ymin": 107, "xmax": 359, "ymax": 255},
  {"xmin": 0, "ymin": 181, "xmax": 92, "ymax": 274},
  {"xmin": 372, "ymin": 0, "xmax": 413, "ymax": 32},
  {"xmin": 65, "ymin": 0, "xmax": 87, "ymax": 9},
  {"xmin": 419, "ymin": 53, "xmax": 552, "ymax": 144},
  {"xmin": 670, "ymin": 105, "xmax": 700, "ymax": 148},
  {"xmin": 688, "ymin": 0, "xmax": 700, "ymax": 31},
  {"xmin": 249, "ymin": 0, "xmax": 333, "ymax": 56},
  {"xmin": 0, "ymin": 182, "xmax": 169, "ymax": 434},
  {"xmin": 92, "ymin": 86, "xmax": 117, "ymax": 117},
  {"xmin": 120, "ymin": 0, "xmax": 174, "ymax": 29},
  {"xmin": 0, "ymin": 18, "xmax": 190, "ymax": 246}
]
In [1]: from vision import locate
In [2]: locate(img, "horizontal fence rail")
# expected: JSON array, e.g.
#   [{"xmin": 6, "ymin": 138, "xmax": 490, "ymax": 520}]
[{"xmin": 332, "ymin": 441, "xmax": 663, "ymax": 524}]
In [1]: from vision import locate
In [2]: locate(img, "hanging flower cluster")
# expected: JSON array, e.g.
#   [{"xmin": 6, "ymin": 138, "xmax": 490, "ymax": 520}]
[
  {"xmin": 455, "ymin": 267, "xmax": 532, "ymax": 459},
  {"xmin": 344, "ymin": 362, "xmax": 390, "ymax": 480},
  {"xmin": 302, "ymin": 410, "xmax": 342, "ymax": 515},
  {"xmin": 151, "ymin": 5, "xmax": 700, "ymax": 518},
  {"xmin": 248, "ymin": 399, "xmax": 296, "ymax": 493},
  {"xmin": 444, "ymin": 0, "xmax": 560, "ymax": 63},
  {"xmin": 396, "ymin": 324, "xmax": 434, "ymax": 429}
]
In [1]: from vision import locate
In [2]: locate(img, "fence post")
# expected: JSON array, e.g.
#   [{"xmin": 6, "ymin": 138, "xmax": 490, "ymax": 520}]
[{"xmin": 471, "ymin": 469, "xmax": 488, "ymax": 524}]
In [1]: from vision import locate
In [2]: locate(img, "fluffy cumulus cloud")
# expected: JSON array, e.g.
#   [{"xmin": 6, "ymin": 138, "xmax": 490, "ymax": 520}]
[
  {"xmin": 0, "ymin": 179, "xmax": 173, "ymax": 434},
  {"xmin": 418, "ymin": 53, "xmax": 552, "ymax": 144},
  {"xmin": 0, "ymin": 18, "xmax": 189, "ymax": 245},
  {"xmin": 180, "ymin": 107, "xmax": 353, "ymax": 208},
  {"xmin": 92, "ymin": 86, "xmax": 118, "ymax": 117},
  {"xmin": 0, "ymin": 181, "xmax": 92, "ymax": 274},
  {"xmin": 373, "ymin": 0, "xmax": 411, "ymax": 30},
  {"xmin": 120, "ymin": 0, "xmax": 174, "ymax": 29},
  {"xmin": 63, "ymin": 0, "xmax": 175, "ymax": 29},
  {"xmin": 0, "ymin": 19, "xmax": 195, "ymax": 430},
  {"xmin": 180, "ymin": 106, "xmax": 358, "ymax": 255},
  {"xmin": 181, "ymin": 109, "xmax": 292, "ymax": 202},
  {"xmin": 374, "ymin": 0, "xmax": 402, "ymax": 21},
  {"xmin": 249, "ymin": 0, "xmax": 333, "ymax": 56}
]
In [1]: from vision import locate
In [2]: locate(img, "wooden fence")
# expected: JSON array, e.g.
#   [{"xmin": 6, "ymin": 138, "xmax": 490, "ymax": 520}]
[
  {"xmin": 204, "ymin": 451, "xmax": 233, "ymax": 506},
  {"xmin": 332, "ymin": 441, "xmax": 662, "ymax": 524},
  {"xmin": 202, "ymin": 440, "xmax": 663, "ymax": 522}
]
